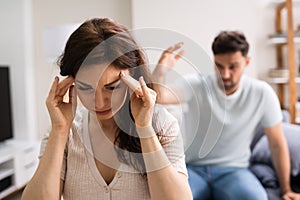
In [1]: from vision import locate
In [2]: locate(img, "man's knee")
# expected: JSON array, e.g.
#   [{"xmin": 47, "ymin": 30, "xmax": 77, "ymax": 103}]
[
  {"xmin": 212, "ymin": 183, "xmax": 267, "ymax": 200},
  {"xmin": 187, "ymin": 166, "xmax": 268, "ymax": 200},
  {"xmin": 232, "ymin": 185, "xmax": 267, "ymax": 200},
  {"xmin": 213, "ymin": 168, "xmax": 268, "ymax": 200}
]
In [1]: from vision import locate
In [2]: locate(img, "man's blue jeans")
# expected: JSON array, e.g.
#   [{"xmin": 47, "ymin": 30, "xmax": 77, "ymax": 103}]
[{"xmin": 187, "ymin": 165, "xmax": 268, "ymax": 200}]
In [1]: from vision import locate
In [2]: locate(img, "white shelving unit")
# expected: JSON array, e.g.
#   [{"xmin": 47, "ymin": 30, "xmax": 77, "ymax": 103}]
[
  {"xmin": 267, "ymin": 0, "xmax": 299, "ymax": 124},
  {"xmin": 268, "ymin": 36, "xmax": 300, "ymax": 44},
  {"xmin": 0, "ymin": 140, "xmax": 39, "ymax": 199},
  {"xmin": 0, "ymin": 168, "xmax": 14, "ymax": 181},
  {"xmin": 267, "ymin": 77, "xmax": 300, "ymax": 83},
  {"xmin": 0, "ymin": 156, "xmax": 16, "ymax": 198}
]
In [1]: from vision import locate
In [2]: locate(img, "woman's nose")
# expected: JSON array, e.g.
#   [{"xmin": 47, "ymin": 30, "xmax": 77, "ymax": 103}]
[{"xmin": 95, "ymin": 90, "xmax": 107, "ymax": 108}]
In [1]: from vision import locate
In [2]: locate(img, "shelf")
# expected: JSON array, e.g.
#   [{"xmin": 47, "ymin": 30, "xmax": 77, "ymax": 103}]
[
  {"xmin": 0, "ymin": 185, "xmax": 17, "ymax": 199},
  {"xmin": 269, "ymin": 0, "xmax": 298, "ymax": 123},
  {"xmin": 268, "ymin": 36, "xmax": 300, "ymax": 44},
  {"xmin": 267, "ymin": 77, "xmax": 300, "ymax": 83},
  {"xmin": 0, "ymin": 168, "xmax": 14, "ymax": 180},
  {"xmin": 0, "ymin": 140, "xmax": 40, "ymax": 199}
]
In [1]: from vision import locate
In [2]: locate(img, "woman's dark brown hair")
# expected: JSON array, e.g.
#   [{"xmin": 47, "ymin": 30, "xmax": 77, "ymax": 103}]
[{"xmin": 57, "ymin": 18, "xmax": 153, "ymax": 174}]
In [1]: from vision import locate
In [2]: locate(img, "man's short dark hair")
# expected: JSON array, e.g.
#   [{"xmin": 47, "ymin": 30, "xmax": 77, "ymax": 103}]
[{"xmin": 212, "ymin": 31, "xmax": 249, "ymax": 56}]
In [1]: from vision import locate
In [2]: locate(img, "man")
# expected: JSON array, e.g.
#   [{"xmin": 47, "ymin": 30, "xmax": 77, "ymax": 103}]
[{"xmin": 152, "ymin": 31, "xmax": 300, "ymax": 200}]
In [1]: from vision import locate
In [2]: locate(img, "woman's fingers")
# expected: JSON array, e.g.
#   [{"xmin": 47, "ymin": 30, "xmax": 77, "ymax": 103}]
[
  {"xmin": 68, "ymin": 85, "xmax": 74, "ymax": 104},
  {"xmin": 56, "ymin": 76, "xmax": 75, "ymax": 97},
  {"xmin": 139, "ymin": 76, "xmax": 148, "ymax": 99},
  {"xmin": 47, "ymin": 76, "xmax": 75, "ymax": 108},
  {"xmin": 69, "ymin": 85, "xmax": 77, "ymax": 115},
  {"xmin": 48, "ymin": 76, "xmax": 59, "ymax": 100},
  {"xmin": 46, "ymin": 77, "xmax": 60, "ymax": 112},
  {"xmin": 119, "ymin": 72, "xmax": 156, "ymax": 105},
  {"xmin": 139, "ymin": 76, "xmax": 156, "ymax": 106},
  {"xmin": 70, "ymin": 85, "xmax": 77, "ymax": 107},
  {"xmin": 120, "ymin": 72, "xmax": 143, "ymax": 97}
]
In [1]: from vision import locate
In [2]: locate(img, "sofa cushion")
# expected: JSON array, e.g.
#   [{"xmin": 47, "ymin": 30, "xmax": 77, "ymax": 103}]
[
  {"xmin": 250, "ymin": 110, "xmax": 290, "ymax": 151},
  {"xmin": 250, "ymin": 163, "xmax": 279, "ymax": 188},
  {"xmin": 250, "ymin": 123, "xmax": 300, "ymax": 176},
  {"xmin": 250, "ymin": 124, "xmax": 264, "ymax": 151},
  {"xmin": 291, "ymin": 174, "xmax": 300, "ymax": 192}
]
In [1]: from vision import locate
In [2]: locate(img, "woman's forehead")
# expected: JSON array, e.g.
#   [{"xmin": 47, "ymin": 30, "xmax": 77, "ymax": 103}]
[{"xmin": 75, "ymin": 64, "xmax": 127, "ymax": 85}]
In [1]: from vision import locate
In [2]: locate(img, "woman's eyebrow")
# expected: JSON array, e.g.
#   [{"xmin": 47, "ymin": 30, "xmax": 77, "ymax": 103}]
[
  {"xmin": 104, "ymin": 78, "xmax": 121, "ymax": 87},
  {"xmin": 75, "ymin": 78, "xmax": 121, "ymax": 87},
  {"xmin": 75, "ymin": 80, "xmax": 91, "ymax": 87}
]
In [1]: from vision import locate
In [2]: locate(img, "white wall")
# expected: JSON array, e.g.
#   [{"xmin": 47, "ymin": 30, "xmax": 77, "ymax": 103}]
[
  {"xmin": 32, "ymin": 0, "xmax": 132, "ymax": 138},
  {"xmin": 1, "ymin": 0, "xmax": 299, "ymax": 141},
  {"xmin": 131, "ymin": 0, "xmax": 295, "ymax": 78},
  {"xmin": 0, "ymin": 0, "xmax": 37, "ymax": 141}
]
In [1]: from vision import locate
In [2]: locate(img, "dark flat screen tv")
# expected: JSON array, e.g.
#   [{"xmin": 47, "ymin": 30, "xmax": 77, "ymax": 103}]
[{"xmin": 0, "ymin": 67, "xmax": 13, "ymax": 142}]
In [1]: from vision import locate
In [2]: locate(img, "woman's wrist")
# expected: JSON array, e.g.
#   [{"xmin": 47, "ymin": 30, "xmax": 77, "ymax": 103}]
[
  {"xmin": 136, "ymin": 125, "xmax": 156, "ymax": 138},
  {"xmin": 50, "ymin": 126, "xmax": 70, "ymax": 137},
  {"xmin": 48, "ymin": 129, "xmax": 69, "ymax": 148},
  {"xmin": 143, "ymin": 149, "xmax": 171, "ymax": 172}
]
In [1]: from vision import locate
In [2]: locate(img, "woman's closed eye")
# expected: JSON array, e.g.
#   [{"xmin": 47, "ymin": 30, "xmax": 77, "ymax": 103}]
[
  {"xmin": 105, "ymin": 83, "xmax": 121, "ymax": 91},
  {"xmin": 75, "ymin": 80, "xmax": 95, "ymax": 92},
  {"xmin": 76, "ymin": 84, "xmax": 94, "ymax": 91},
  {"xmin": 75, "ymin": 81, "xmax": 94, "ymax": 91}
]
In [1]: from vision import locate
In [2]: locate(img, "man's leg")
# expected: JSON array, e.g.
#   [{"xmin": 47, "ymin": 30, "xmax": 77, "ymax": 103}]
[
  {"xmin": 212, "ymin": 167, "xmax": 267, "ymax": 200},
  {"xmin": 187, "ymin": 165, "xmax": 211, "ymax": 200}
]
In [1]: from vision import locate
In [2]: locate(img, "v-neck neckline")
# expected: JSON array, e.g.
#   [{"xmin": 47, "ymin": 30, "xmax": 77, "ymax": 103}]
[{"xmin": 82, "ymin": 110, "xmax": 120, "ymax": 187}]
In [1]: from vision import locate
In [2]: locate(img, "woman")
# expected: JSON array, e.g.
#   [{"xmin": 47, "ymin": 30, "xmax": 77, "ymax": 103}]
[{"xmin": 22, "ymin": 18, "xmax": 192, "ymax": 200}]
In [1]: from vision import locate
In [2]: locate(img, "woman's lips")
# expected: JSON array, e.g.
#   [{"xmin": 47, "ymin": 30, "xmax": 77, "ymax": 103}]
[{"xmin": 95, "ymin": 109, "xmax": 111, "ymax": 115}]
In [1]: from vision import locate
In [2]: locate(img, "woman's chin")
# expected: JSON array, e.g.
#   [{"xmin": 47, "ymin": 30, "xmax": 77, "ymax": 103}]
[{"xmin": 96, "ymin": 113, "xmax": 113, "ymax": 121}]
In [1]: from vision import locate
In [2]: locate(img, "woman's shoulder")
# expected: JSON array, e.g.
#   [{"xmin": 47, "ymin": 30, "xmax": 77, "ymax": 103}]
[
  {"xmin": 153, "ymin": 104, "xmax": 177, "ymax": 122},
  {"xmin": 152, "ymin": 105, "xmax": 180, "ymax": 137}
]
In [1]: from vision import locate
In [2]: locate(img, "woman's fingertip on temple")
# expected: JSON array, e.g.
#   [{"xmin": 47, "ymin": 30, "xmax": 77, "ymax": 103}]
[{"xmin": 120, "ymin": 71, "xmax": 126, "ymax": 77}]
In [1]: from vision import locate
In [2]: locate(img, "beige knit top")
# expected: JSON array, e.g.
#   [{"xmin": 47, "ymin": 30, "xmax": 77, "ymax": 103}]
[{"xmin": 40, "ymin": 105, "xmax": 187, "ymax": 200}]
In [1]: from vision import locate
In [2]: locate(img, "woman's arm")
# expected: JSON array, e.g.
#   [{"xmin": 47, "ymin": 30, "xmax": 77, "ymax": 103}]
[
  {"xmin": 22, "ymin": 76, "xmax": 75, "ymax": 200},
  {"xmin": 123, "ymin": 74, "xmax": 192, "ymax": 199},
  {"xmin": 22, "ymin": 131, "xmax": 67, "ymax": 200},
  {"xmin": 139, "ymin": 131, "xmax": 192, "ymax": 200}
]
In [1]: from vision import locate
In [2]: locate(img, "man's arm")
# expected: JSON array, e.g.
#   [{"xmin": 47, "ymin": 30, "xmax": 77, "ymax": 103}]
[
  {"xmin": 152, "ymin": 42, "xmax": 185, "ymax": 105},
  {"xmin": 153, "ymin": 83, "xmax": 184, "ymax": 104},
  {"xmin": 264, "ymin": 122, "xmax": 300, "ymax": 200}
]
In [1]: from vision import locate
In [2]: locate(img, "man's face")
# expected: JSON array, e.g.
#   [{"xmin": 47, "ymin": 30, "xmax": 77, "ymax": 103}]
[{"xmin": 214, "ymin": 51, "xmax": 250, "ymax": 95}]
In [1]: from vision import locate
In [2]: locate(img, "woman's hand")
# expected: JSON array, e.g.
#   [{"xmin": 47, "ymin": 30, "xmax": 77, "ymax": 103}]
[
  {"xmin": 120, "ymin": 73, "xmax": 156, "ymax": 128},
  {"xmin": 46, "ymin": 76, "xmax": 76, "ymax": 134},
  {"xmin": 130, "ymin": 76, "xmax": 157, "ymax": 127}
]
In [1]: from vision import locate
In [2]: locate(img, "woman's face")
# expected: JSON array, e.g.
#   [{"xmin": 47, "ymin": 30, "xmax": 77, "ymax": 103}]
[{"xmin": 75, "ymin": 64, "xmax": 129, "ymax": 121}]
